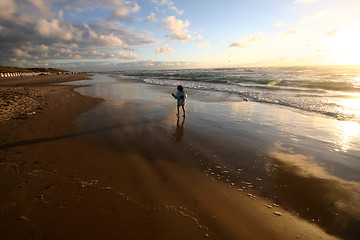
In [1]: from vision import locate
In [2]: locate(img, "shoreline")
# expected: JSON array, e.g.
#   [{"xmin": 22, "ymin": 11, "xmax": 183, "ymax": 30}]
[{"xmin": 0, "ymin": 74, "xmax": 342, "ymax": 239}]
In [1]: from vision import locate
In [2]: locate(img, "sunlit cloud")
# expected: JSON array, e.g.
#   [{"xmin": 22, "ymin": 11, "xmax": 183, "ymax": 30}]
[
  {"xmin": 228, "ymin": 34, "xmax": 263, "ymax": 48},
  {"xmin": 152, "ymin": 0, "xmax": 184, "ymax": 15},
  {"xmin": 198, "ymin": 41, "xmax": 211, "ymax": 48},
  {"xmin": 146, "ymin": 12, "xmax": 156, "ymax": 22},
  {"xmin": 155, "ymin": 44, "xmax": 174, "ymax": 53},
  {"xmin": 162, "ymin": 16, "xmax": 202, "ymax": 42},
  {"xmin": 27, "ymin": 0, "xmax": 54, "ymax": 18},
  {"xmin": 282, "ymin": 27, "xmax": 302, "ymax": 35},
  {"xmin": 36, "ymin": 19, "xmax": 74, "ymax": 41},
  {"xmin": 118, "ymin": 51, "xmax": 139, "ymax": 60},
  {"xmin": 272, "ymin": 22, "xmax": 286, "ymax": 28},
  {"xmin": 108, "ymin": 0, "xmax": 140, "ymax": 20},
  {"xmin": 0, "ymin": 0, "xmax": 358, "ymax": 70},
  {"xmin": 0, "ymin": 0, "xmax": 18, "ymax": 20},
  {"xmin": 0, "ymin": 0, "xmax": 158, "ymax": 68},
  {"xmin": 299, "ymin": 9, "xmax": 339, "ymax": 25},
  {"xmin": 325, "ymin": 28, "xmax": 338, "ymax": 36}
]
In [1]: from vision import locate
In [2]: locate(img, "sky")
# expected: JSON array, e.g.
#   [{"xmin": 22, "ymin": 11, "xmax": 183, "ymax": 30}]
[{"xmin": 1, "ymin": 0, "xmax": 360, "ymax": 71}]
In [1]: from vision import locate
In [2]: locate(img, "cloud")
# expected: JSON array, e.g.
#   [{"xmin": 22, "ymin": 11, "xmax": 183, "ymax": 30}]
[
  {"xmin": 299, "ymin": 9, "xmax": 338, "ymax": 25},
  {"xmin": 162, "ymin": 16, "xmax": 202, "ymax": 42},
  {"xmin": 118, "ymin": 51, "xmax": 139, "ymax": 60},
  {"xmin": 228, "ymin": 34, "xmax": 263, "ymax": 48},
  {"xmin": 84, "ymin": 21, "xmax": 158, "ymax": 46},
  {"xmin": 13, "ymin": 48, "xmax": 32, "ymax": 58},
  {"xmin": 325, "ymin": 28, "xmax": 338, "ymax": 36},
  {"xmin": 27, "ymin": 0, "xmax": 55, "ymax": 18},
  {"xmin": 272, "ymin": 22, "xmax": 286, "ymax": 28},
  {"xmin": 0, "ymin": 0, "xmax": 161, "ymax": 68},
  {"xmin": 283, "ymin": 27, "xmax": 301, "ymax": 35},
  {"xmin": 98, "ymin": 33, "xmax": 132, "ymax": 49},
  {"xmin": 155, "ymin": 44, "xmax": 174, "ymax": 53},
  {"xmin": 0, "ymin": 0, "xmax": 18, "ymax": 20},
  {"xmin": 146, "ymin": 12, "xmax": 156, "ymax": 22},
  {"xmin": 198, "ymin": 41, "xmax": 211, "ymax": 47},
  {"xmin": 108, "ymin": 0, "xmax": 140, "ymax": 20},
  {"xmin": 36, "ymin": 19, "xmax": 74, "ymax": 41},
  {"xmin": 294, "ymin": 0, "xmax": 320, "ymax": 5},
  {"xmin": 152, "ymin": 0, "xmax": 184, "ymax": 15}
]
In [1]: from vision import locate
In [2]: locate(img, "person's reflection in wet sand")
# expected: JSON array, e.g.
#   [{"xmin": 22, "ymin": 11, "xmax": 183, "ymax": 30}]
[{"xmin": 173, "ymin": 116, "xmax": 185, "ymax": 142}]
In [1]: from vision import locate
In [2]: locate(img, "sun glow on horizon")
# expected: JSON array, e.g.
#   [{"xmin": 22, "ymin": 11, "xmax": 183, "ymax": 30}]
[{"xmin": 327, "ymin": 24, "xmax": 360, "ymax": 66}]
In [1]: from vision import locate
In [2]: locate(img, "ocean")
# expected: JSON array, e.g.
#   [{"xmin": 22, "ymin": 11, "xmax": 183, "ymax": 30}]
[{"xmin": 110, "ymin": 65, "xmax": 360, "ymax": 122}]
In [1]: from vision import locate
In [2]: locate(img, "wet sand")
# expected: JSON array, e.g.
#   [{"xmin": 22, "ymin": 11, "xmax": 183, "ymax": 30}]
[{"xmin": 0, "ymin": 74, "xmax": 342, "ymax": 239}]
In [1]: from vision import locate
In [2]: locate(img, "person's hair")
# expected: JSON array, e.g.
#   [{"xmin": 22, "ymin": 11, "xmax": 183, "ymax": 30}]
[{"xmin": 177, "ymin": 85, "xmax": 184, "ymax": 92}]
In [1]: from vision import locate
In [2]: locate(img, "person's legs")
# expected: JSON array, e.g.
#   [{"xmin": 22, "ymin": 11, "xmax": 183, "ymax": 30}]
[
  {"xmin": 177, "ymin": 105, "xmax": 180, "ymax": 116},
  {"xmin": 182, "ymin": 105, "xmax": 186, "ymax": 117}
]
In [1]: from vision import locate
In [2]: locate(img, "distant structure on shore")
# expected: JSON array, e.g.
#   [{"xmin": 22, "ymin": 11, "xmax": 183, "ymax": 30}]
[{"xmin": 0, "ymin": 66, "xmax": 72, "ymax": 78}]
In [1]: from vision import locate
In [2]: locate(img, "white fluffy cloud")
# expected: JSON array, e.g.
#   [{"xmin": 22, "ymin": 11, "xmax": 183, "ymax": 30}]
[
  {"xmin": 36, "ymin": 19, "xmax": 73, "ymax": 41},
  {"xmin": 146, "ymin": 13, "xmax": 156, "ymax": 22},
  {"xmin": 162, "ymin": 16, "xmax": 202, "ymax": 42},
  {"xmin": 98, "ymin": 34, "xmax": 132, "ymax": 49},
  {"xmin": 155, "ymin": 44, "xmax": 174, "ymax": 53},
  {"xmin": 228, "ymin": 34, "xmax": 263, "ymax": 48}
]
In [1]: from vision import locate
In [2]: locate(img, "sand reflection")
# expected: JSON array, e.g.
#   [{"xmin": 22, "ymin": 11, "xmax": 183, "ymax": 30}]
[
  {"xmin": 267, "ymin": 142, "xmax": 360, "ymax": 238},
  {"xmin": 334, "ymin": 121, "xmax": 360, "ymax": 152},
  {"xmin": 173, "ymin": 117, "xmax": 186, "ymax": 142}
]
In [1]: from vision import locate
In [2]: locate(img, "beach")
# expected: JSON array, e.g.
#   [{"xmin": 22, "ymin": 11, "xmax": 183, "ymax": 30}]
[{"xmin": 0, "ymin": 72, "xmax": 356, "ymax": 239}]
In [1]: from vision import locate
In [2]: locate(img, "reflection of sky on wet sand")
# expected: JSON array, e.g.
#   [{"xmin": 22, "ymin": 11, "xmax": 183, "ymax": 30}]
[
  {"xmin": 73, "ymin": 74, "xmax": 360, "ymax": 238},
  {"xmin": 75, "ymin": 74, "xmax": 360, "ymax": 180},
  {"xmin": 334, "ymin": 121, "xmax": 360, "ymax": 152},
  {"xmin": 173, "ymin": 117, "xmax": 185, "ymax": 142},
  {"xmin": 228, "ymin": 101, "xmax": 360, "ymax": 152},
  {"xmin": 268, "ymin": 142, "xmax": 360, "ymax": 238}
]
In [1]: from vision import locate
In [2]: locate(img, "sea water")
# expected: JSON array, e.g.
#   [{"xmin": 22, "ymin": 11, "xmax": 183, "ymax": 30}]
[{"xmin": 109, "ymin": 66, "xmax": 360, "ymax": 122}]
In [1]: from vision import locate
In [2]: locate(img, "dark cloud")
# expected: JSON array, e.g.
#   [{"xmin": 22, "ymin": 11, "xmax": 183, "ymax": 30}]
[{"xmin": 0, "ymin": 0, "xmax": 158, "ymax": 70}]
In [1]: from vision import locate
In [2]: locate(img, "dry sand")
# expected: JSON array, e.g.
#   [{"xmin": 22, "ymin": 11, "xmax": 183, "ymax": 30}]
[{"xmin": 0, "ymin": 74, "xmax": 340, "ymax": 239}]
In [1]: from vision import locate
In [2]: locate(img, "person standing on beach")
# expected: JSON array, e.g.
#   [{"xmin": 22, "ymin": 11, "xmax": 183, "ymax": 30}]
[{"xmin": 172, "ymin": 85, "xmax": 187, "ymax": 117}]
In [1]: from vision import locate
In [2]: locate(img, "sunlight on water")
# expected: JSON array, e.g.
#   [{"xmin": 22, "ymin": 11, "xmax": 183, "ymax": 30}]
[
  {"xmin": 353, "ymin": 75, "xmax": 360, "ymax": 88},
  {"xmin": 334, "ymin": 121, "xmax": 360, "ymax": 152},
  {"xmin": 337, "ymin": 98, "xmax": 360, "ymax": 122}
]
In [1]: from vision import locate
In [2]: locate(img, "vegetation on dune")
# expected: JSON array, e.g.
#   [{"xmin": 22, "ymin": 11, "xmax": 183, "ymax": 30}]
[{"xmin": 0, "ymin": 66, "xmax": 69, "ymax": 73}]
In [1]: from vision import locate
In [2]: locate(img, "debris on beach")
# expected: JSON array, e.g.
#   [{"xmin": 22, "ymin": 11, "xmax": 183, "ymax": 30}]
[
  {"xmin": 79, "ymin": 179, "xmax": 98, "ymax": 188},
  {"xmin": 247, "ymin": 193, "xmax": 258, "ymax": 200},
  {"xmin": 273, "ymin": 211, "xmax": 282, "ymax": 216},
  {"xmin": 0, "ymin": 87, "xmax": 44, "ymax": 124}
]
